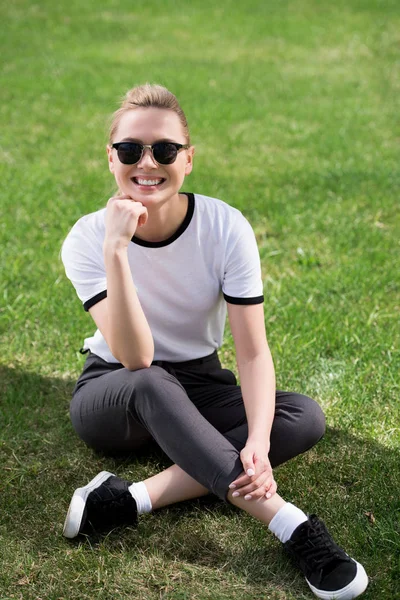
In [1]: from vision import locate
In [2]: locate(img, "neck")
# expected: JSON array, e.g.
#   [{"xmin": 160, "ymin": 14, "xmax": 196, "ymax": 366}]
[{"xmin": 134, "ymin": 193, "xmax": 188, "ymax": 243}]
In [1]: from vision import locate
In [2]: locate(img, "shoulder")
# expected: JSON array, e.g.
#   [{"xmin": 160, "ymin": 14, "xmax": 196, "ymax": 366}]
[
  {"xmin": 193, "ymin": 193, "xmax": 253, "ymax": 238},
  {"xmin": 194, "ymin": 193, "xmax": 242, "ymax": 218},
  {"xmin": 61, "ymin": 208, "xmax": 107, "ymax": 262},
  {"xmin": 66, "ymin": 207, "xmax": 106, "ymax": 237},
  {"xmin": 63, "ymin": 208, "xmax": 106, "ymax": 245}
]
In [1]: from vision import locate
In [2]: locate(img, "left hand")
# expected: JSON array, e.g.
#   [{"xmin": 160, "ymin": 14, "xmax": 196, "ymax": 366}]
[{"xmin": 229, "ymin": 439, "xmax": 277, "ymax": 500}]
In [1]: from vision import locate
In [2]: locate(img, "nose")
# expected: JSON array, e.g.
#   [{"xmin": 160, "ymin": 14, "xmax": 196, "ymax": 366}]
[{"xmin": 137, "ymin": 146, "xmax": 158, "ymax": 169}]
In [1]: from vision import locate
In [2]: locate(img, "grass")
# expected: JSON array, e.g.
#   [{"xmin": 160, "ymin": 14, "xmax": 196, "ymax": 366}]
[{"xmin": 1, "ymin": 0, "xmax": 399, "ymax": 598}]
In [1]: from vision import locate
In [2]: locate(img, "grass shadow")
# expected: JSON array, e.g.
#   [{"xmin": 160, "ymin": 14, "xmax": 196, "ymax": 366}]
[{"xmin": 1, "ymin": 366, "xmax": 399, "ymax": 599}]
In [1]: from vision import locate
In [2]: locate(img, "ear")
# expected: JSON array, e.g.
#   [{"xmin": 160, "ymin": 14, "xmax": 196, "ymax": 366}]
[
  {"xmin": 184, "ymin": 146, "xmax": 195, "ymax": 176},
  {"xmin": 106, "ymin": 145, "xmax": 115, "ymax": 174}
]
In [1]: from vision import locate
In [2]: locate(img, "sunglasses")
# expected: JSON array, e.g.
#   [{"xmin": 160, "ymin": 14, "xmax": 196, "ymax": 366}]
[{"xmin": 112, "ymin": 141, "xmax": 191, "ymax": 165}]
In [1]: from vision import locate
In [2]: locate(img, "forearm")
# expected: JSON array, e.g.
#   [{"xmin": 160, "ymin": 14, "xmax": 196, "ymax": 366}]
[
  {"xmin": 104, "ymin": 242, "xmax": 154, "ymax": 369},
  {"xmin": 237, "ymin": 347, "xmax": 276, "ymax": 443}
]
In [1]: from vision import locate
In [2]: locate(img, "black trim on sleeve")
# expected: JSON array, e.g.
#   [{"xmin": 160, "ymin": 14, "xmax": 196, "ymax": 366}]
[
  {"xmin": 131, "ymin": 193, "xmax": 195, "ymax": 247},
  {"xmin": 223, "ymin": 293, "xmax": 264, "ymax": 305},
  {"xmin": 83, "ymin": 290, "xmax": 108, "ymax": 312}
]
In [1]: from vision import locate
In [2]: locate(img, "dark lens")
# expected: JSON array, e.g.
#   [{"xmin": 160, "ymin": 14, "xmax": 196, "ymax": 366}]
[
  {"xmin": 153, "ymin": 142, "xmax": 178, "ymax": 164},
  {"xmin": 117, "ymin": 143, "xmax": 142, "ymax": 164}
]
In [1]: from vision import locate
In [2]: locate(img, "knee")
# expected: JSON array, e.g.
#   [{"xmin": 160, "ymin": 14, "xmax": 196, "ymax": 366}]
[
  {"xmin": 299, "ymin": 395, "xmax": 326, "ymax": 447},
  {"xmin": 126, "ymin": 365, "xmax": 181, "ymax": 410},
  {"xmin": 128, "ymin": 365, "xmax": 164, "ymax": 393},
  {"xmin": 126, "ymin": 365, "xmax": 175, "ymax": 395},
  {"xmin": 270, "ymin": 393, "xmax": 326, "ymax": 467}
]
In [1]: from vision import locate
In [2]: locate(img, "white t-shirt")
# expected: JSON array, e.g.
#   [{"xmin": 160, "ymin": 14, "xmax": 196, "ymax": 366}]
[{"xmin": 61, "ymin": 193, "xmax": 264, "ymax": 363}]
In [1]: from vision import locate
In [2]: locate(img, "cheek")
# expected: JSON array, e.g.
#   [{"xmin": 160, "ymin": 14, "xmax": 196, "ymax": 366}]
[
  {"xmin": 114, "ymin": 165, "xmax": 130, "ymax": 182},
  {"xmin": 113, "ymin": 168, "xmax": 132, "ymax": 193},
  {"xmin": 173, "ymin": 168, "xmax": 187, "ymax": 184},
  {"xmin": 173, "ymin": 160, "xmax": 191, "ymax": 181}
]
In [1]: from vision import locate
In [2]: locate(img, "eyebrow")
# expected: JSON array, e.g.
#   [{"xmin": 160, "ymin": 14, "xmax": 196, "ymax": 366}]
[{"xmin": 119, "ymin": 137, "xmax": 180, "ymax": 143}]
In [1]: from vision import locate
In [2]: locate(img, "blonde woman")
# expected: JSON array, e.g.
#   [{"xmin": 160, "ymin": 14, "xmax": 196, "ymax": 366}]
[{"xmin": 61, "ymin": 84, "xmax": 368, "ymax": 599}]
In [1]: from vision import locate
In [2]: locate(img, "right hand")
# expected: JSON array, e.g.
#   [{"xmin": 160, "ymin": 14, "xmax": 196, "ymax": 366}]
[
  {"xmin": 104, "ymin": 195, "xmax": 148, "ymax": 248},
  {"xmin": 229, "ymin": 442, "xmax": 277, "ymax": 501}
]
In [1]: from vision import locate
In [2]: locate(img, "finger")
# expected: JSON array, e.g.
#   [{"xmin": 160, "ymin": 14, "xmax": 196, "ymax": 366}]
[
  {"xmin": 228, "ymin": 472, "xmax": 250, "ymax": 490},
  {"xmin": 240, "ymin": 450, "xmax": 256, "ymax": 478},
  {"xmin": 243, "ymin": 473, "xmax": 273, "ymax": 496},
  {"xmin": 108, "ymin": 201, "xmax": 146, "ymax": 224},
  {"xmin": 113, "ymin": 198, "xmax": 143, "ymax": 210},
  {"xmin": 265, "ymin": 479, "xmax": 278, "ymax": 499},
  {"xmin": 229, "ymin": 463, "xmax": 272, "ymax": 490},
  {"xmin": 230, "ymin": 473, "xmax": 274, "ymax": 499},
  {"xmin": 107, "ymin": 195, "xmax": 133, "ymax": 205},
  {"xmin": 229, "ymin": 474, "xmax": 247, "ymax": 490},
  {"xmin": 244, "ymin": 477, "xmax": 275, "ymax": 501},
  {"xmin": 229, "ymin": 477, "xmax": 251, "ymax": 491},
  {"xmin": 137, "ymin": 208, "xmax": 148, "ymax": 227}
]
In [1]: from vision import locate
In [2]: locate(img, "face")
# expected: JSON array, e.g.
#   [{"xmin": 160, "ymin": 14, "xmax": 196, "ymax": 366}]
[{"xmin": 107, "ymin": 107, "xmax": 194, "ymax": 208}]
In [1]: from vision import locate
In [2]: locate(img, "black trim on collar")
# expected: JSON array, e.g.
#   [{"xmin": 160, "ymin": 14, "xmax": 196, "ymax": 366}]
[
  {"xmin": 131, "ymin": 193, "xmax": 195, "ymax": 248},
  {"xmin": 223, "ymin": 294, "xmax": 264, "ymax": 305},
  {"xmin": 83, "ymin": 290, "xmax": 107, "ymax": 312}
]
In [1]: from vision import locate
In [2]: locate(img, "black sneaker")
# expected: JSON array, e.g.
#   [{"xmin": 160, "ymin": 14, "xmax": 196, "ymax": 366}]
[
  {"xmin": 63, "ymin": 471, "xmax": 138, "ymax": 538},
  {"xmin": 284, "ymin": 515, "xmax": 368, "ymax": 599}
]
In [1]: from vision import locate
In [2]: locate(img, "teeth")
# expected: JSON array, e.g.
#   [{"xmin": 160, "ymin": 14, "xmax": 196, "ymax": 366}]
[{"xmin": 136, "ymin": 178, "xmax": 162, "ymax": 186}]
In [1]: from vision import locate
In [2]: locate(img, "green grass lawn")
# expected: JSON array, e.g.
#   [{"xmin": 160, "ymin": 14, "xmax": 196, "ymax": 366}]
[{"xmin": 1, "ymin": 0, "xmax": 399, "ymax": 598}]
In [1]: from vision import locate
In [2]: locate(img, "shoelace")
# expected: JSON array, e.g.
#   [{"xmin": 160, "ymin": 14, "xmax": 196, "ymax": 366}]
[{"xmin": 291, "ymin": 520, "xmax": 345, "ymax": 571}]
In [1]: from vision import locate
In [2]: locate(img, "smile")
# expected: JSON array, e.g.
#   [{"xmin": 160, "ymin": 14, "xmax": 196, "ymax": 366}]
[{"xmin": 133, "ymin": 177, "xmax": 165, "ymax": 186}]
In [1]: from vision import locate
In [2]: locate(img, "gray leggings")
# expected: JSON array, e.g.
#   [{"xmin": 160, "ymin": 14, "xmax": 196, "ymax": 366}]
[{"xmin": 70, "ymin": 351, "xmax": 326, "ymax": 501}]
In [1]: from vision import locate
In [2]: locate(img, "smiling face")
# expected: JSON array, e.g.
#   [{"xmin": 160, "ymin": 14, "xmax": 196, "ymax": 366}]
[{"xmin": 107, "ymin": 107, "xmax": 194, "ymax": 209}]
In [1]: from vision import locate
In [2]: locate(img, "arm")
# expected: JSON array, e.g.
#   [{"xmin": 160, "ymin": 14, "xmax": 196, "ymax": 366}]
[
  {"xmin": 228, "ymin": 302, "xmax": 275, "ymax": 442},
  {"xmin": 89, "ymin": 196, "xmax": 154, "ymax": 370},
  {"xmin": 227, "ymin": 302, "xmax": 277, "ymax": 499}
]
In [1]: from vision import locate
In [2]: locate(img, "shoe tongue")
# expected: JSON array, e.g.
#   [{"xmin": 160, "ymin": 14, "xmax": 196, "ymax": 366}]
[{"xmin": 291, "ymin": 517, "xmax": 317, "ymax": 541}]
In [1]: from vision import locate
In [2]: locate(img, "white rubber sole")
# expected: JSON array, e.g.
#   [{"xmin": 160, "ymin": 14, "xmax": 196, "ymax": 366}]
[
  {"xmin": 63, "ymin": 471, "xmax": 115, "ymax": 539},
  {"xmin": 307, "ymin": 561, "xmax": 368, "ymax": 599}
]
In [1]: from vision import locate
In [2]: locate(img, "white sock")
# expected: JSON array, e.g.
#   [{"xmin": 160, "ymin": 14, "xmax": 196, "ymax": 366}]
[
  {"xmin": 268, "ymin": 502, "xmax": 308, "ymax": 544},
  {"xmin": 128, "ymin": 481, "xmax": 152, "ymax": 514}
]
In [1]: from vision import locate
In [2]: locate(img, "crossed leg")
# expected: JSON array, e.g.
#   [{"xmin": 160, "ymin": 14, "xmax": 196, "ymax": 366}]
[{"xmin": 71, "ymin": 362, "xmax": 325, "ymax": 520}]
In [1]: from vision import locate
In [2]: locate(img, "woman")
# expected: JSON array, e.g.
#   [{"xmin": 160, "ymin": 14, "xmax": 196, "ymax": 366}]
[{"xmin": 61, "ymin": 84, "xmax": 368, "ymax": 599}]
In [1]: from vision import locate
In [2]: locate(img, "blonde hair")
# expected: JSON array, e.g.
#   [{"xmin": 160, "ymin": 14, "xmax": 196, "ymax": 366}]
[{"xmin": 109, "ymin": 83, "xmax": 190, "ymax": 144}]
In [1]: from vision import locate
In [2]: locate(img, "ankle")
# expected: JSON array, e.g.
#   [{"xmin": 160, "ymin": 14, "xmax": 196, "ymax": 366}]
[
  {"xmin": 128, "ymin": 481, "xmax": 153, "ymax": 514},
  {"xmin": 268, "ymin": 503, "xmax": 308, "ymax": 543}
]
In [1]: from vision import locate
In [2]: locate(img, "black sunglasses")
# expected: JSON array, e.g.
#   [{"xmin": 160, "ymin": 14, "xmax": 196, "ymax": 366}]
[{"xmin": 112, "ymin": 141, "xmax": 191, "ymax": 165}]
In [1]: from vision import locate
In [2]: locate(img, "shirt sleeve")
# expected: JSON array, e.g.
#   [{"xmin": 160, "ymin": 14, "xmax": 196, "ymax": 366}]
[
  {"xmin": 61, "ymin": 214, "xmax": 108, "ymax": 311},
  {"xmin": 222, "ymin": 213, "xmax": 264, "ymax": 305}
]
